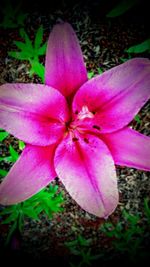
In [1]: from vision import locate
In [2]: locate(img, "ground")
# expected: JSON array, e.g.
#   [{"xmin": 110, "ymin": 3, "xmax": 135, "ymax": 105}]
[{"xmin": 0, "ymin": 1, "xmax": 150, "ymax": 266}]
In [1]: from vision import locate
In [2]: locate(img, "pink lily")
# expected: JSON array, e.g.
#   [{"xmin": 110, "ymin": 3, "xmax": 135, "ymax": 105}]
[{"xmin": 0, "ymin": 23, "xmax": 150, "ymax": 218}]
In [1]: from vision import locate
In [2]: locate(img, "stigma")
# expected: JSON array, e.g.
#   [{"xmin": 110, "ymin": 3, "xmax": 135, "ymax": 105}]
[{"xmin": 77, "ymin": 105, "xmax": 94, "ymax": 120}]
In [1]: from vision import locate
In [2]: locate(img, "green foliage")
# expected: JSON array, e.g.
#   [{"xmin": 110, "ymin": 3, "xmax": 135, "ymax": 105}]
[
  {"xmin": 18, "ymin": 140, "xmax": 25, "ymax": 150},
  {"xmin": 122, "ymin": 39, "xmax": 150, "ymax": 65},
  {"xmin": 126, "ymin": 39, "xmax": 150, "ymax": 54},
  {"xmin": 0, "ymin": 131, "xmax": 64, "ymax": 246},
  {"xmin": 0, "ymin": 184, "xmax": 64, "ymax": 245},
  {"xmin": 27, "ymin": 184, "xmax": 64, "ymax": 218},
  {"xmin": 119, "ymin": 53, "xmax": 132, "ymax": 63},
  {"xmin": 0, "ymin": 145, "xmax": 19, "ymax": 163},
  {"xmin": 9, "ymin": 145, "xmax": 19, "ymax": 162},
  {"xmin": 88, "ymin": 67, "xmax": 103, "ymax": 79},
  {"xmin": 134, "ymin": 114, "xmax": 141, "ymax": 124},
  {"xmin": 0, "ymin": 0, "xmax": 27, "ymax": 29},
  {"xmin": 0, "ymin": 131, "xmax": 8, "ymax": 142},
  {"xmin": 8, "ymin": 26, "xmax": 47, "ymax": 82},
  {"xmin": 0, "ymin": 169, "xmax": 8, "ymax": 177},
  {"xmin": 100, "ymin": 199, "xmax": 150, "ymax": 261},
  {"xmin": 65, "ymin": 235, "xmax": 102, "ymax": 267},
  {"xmin": 144, "ymin": 198, "xmax": 150, "ymax": 223},
  {"xmin": 0, "ymin": 130, "xmax": 9, "ymax": 142},
  {"xmin": 29, "ymin": 60, "xmax": 45, "ymax": 83},
  {"xmin": 106, "ymin": 0, "xmax": 139, "ymax": 18},
  {"xmin": 87, "ymin": 71, "xmax": 94, "ymax": 79},
  {"xmin": 0, "ymin": 134, "xmax": 23, "ymax": 178},
  {"xmin": 97, "ymin": 67, "xmax": 103, "ymax": 74}
]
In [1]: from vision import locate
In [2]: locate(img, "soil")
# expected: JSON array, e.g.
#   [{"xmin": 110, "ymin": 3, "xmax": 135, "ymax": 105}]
[{"xmin": 0, "ymin": 1, "xmax": 150, "ymax": 266}]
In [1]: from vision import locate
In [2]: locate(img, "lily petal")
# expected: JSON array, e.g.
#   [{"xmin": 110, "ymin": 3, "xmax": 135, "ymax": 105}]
[
  {"xmin": 0, "ymin": 144, "xmax": 56, "ymax": 205},
  {"xmin": 54, "ymin": 133, "xmax": 118, "ymax": 218},
  {"xmin": 73, "ymin": 58, "xmax": 150, "ymax": 133},
  {"xmin": 101, "ymin": 127, "xmax": 150, "ymax": 171},
  {"xmin": 0, "ymin": 83, "xmax": 69, "ymax": 145},
  {"xmin": 45, "ymin": 22, "xmax": 87, "ymax": 99}
]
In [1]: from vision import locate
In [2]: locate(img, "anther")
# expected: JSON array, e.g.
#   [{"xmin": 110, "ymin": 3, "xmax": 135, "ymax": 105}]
[
  {"xmin": 72, "ymin": 137, "xmax": 78, "ymax": 142},
  {"xmin": 84, "ymin": 138, "xmax": 89, "ymax": 143},
  {"xmin": 93, "ymin": 125, "xmax": 101, "ymax": 130}
]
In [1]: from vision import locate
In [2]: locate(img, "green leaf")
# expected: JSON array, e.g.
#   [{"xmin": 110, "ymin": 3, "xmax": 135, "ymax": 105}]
[
  {"xmin": 97, "ymin": 67, "xmax": 103, "ymax": 74},
  {"xmin": 8, "ymin": 26, "xmax": 47, "ymax": 76},
  {"xmin": 48, "ymin": 184, "xmax": 58, "ymax": 194},
  {"xmin": 0, "ymin": 206, "xmax": 17, "ymax": 215},
  {"xmin": 9, "ymin": 145, "xmax": 19, "ymax": 162},
  {"xmin": 0, "ymin": 169, "xmax": 8, "ymax": 177},
  {"xmin": 2, "ymin": 212, "xmax": 18, "ymax": 224},
  {"xmin": 5, "ymin": 221, "xmax": 17, "ymax": 246},
  {"xmin": 18, "ymin": 212, "xmax": 24, "ymax": 232},
  {"xmin": 22, "ymin": 31, "xmax": 33, "ymax": 52},
  {"xmin": 19, "ymin": 140, "xmax": 25, "ymax": 150},
  {"xmin": 13, "ymin": 42, "xmax": 33, "ymax": 56},
  {"xmin": 0, "ymin": 156, "xmax": 12, "ymax": 162},
  {"xmin": 65, "ymin": 239, "xmax": 78, "ymax": 248},
  {"xmin": 15, "ymin": 184, "xmax": 65, "ymax": 221},
  {"xmin": 19, "ymin": 28, "xmax": 26, "ymax": 38},
  {"xmin": 78, "ymin": 235, "xmax": 92, "ymax": 246},
  {"xmin": 123, "ymin": 209, "xmax": 140, "ymax": 224},
  {"xmin": 22, "ymin": 207, "xmax": 39, "ymax": 220},
  {"xmin": 144, "ymin": 198, "xmax": 150, "ymax": 222},
  {"xmin": 126, "ymin": 39, "xmax": 150, "ymax": 54},
  {"xmin": 38, "ymin": 42, "xmax": 47, "ymax": 56},
  {"xmin": 88, "ymin": 71, "xmax": 94, "ymax": 79},
  {"xmin": 134, "ymin": 115, "xmax": 141, "ymax": 124},
  {"xmin": 34, "ymin": 25, "xmax": 44, "ymax": 50},
  {"xmin": 34, "ymin": 205, "xmax": 43, "ymax": 215},
  {"xmin": 8, "ymin": 51, "xmax": 30, "ymax": 60},
  {"xmin": 17, "ymin": 13, "xmax": 27, "ymax": 26},
  {"xmin": 120, "ymin": 57, "xmax": 129, "ymax": 63},
  {"xmin": 106, "ymin": 0, "xmax": 139, "ymax": 18},
  {"xmin": 18, "ymin": 28, "xmax": 33, "ymax": 52},
  {"xmin": 29, "ymin": 67, "xmax": 34, "ymax": 77},
  {"xmin": 0, "ymin": 0, "xmax": 26, "ymax": 29},
  {"xmin": 13, "ymin": 41, "xmax": 28, "ymax": 51},
  {"xmin": 30, "ymin": 60, "xmax": 45, "ymax": 83},
  {"xmin": 0, "ymin": 131, "xmax": 9, "ymax": 141},
  {"xmin": 14, "ymin": 39, "xmax": 34, "ymax": 55}
]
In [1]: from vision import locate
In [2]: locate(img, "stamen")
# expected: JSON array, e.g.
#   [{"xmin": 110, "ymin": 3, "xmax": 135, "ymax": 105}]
[
  {"xmin": 72, "ymin": 137, "xmax": 78, "ymax": 142},
  {"xmin": 93, "ymin": 125, "xmax": 101, "ymax": 130},
  {"xmin": 84, "ymin": 138, "xmax": 89, "ymax": 143}
]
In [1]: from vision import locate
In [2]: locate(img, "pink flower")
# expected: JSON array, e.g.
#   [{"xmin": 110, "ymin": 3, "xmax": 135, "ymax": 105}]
[{"xmin": 0, "ymin": 23, "xmax": 150, "ymax": 218}]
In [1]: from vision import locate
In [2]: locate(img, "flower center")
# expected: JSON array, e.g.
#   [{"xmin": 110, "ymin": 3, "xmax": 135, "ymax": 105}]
[{"xmin": 65, "ymin": 105, "xmax": 94, "ymax": 133}]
